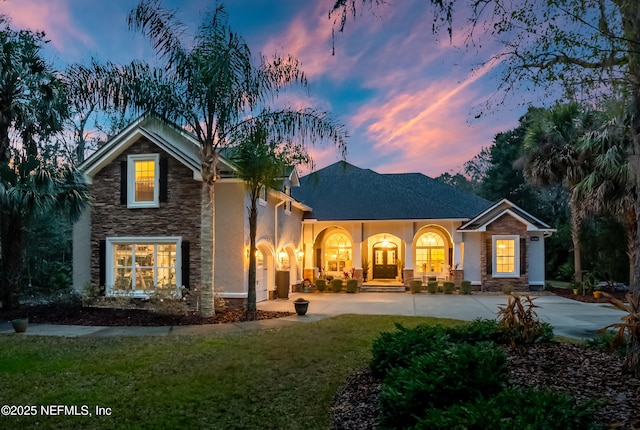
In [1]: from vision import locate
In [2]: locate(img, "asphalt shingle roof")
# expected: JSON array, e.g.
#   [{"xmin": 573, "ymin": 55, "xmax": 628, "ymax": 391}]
[{"xmin": 292, "ymin": 161, "xmax": 492, "ymax": 221}]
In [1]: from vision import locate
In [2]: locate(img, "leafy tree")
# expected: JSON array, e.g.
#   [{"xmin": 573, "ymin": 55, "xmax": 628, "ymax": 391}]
[
  {"xmin": 330, "ymin": 0, "xmax": 640, "ymax": 291},
  {"xmin": 522, "ymin": 102, "xmax": 597, "ymax": 283},
  {"xmin": 0, "ymin": 19, "xmax": 89, "ymax": 310},
  {"xmin": 229, "ymin": 123, "xmax": 311, "ymax": 319},
  {"xmin": 71, "ymin": 0, "xmax": 347, "ymax": 316}
]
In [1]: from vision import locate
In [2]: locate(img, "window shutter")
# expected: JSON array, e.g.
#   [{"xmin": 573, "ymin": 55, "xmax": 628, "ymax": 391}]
[
  {"xmin": 520, "ymin": 237, "xmax": 526, "ymax": 276},
  {"xmin": 99, "ymin": 239, "xmax": 106, "ymax": 286},
  {"xmin": 486, "ymin": 238, "xmax": 492, "ymax": 275},
  {"xmin": 159, "ymin": 157, "xmax": 168, "ymax": 203},
  {"xmin": 120, "ymin": 160, "xmax": 127, "ymax": 205},
  {"xmin": 181, "ymin": 240, "xmax": 190, "ymax": 289}
]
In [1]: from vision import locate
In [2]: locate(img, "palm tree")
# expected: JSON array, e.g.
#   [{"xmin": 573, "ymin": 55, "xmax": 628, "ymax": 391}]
[
  {"xmin": 0, "ymin": 151, "xmax": 89, "ymax": 310},
  {"xmin": 577, "ymin": 104, "xmax": 637, "ymax": 287},
  {"xmin": 69, "ymin": 1, "xmax": 347, "ymax": 316},
  {"xmin": 0, "ymin": 19, "xmax": 89, "ymax": 310},
  {"xmin": 522, "ymin": 102, "xmax": 597, "ymax": 284},
  {"xmin": 229, "ymin": 122, "xmax": 312, "ymax": 319}
]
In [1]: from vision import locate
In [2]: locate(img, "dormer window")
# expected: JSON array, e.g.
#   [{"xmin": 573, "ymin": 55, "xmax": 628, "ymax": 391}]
[{"xmin": 128, "ymin": 154, "xmax": 159, "ymax": 208}]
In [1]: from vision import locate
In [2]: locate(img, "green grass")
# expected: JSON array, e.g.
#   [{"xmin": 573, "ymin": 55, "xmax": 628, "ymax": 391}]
[{"xmin": 0, "ymin": 315, "xmax": 462, "ymax": 429}]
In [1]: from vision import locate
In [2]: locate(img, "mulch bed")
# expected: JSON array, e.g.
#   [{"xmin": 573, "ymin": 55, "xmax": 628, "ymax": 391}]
[
  {"xmin": 0, "ymin": 303, "xmax": 293, "ymax": 326},
  {"xmin": 546, "ymin": 285, "xmax": 629, "ymax": 303},
  {"xmin": 332, "ymin": 343, "xmax": 640, "ymax": 429}
]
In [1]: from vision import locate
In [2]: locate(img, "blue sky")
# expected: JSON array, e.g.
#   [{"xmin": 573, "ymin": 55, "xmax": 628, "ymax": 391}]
[{"xmin": 2, "ymin": 0, "xmax": 553, "ymax": 177}]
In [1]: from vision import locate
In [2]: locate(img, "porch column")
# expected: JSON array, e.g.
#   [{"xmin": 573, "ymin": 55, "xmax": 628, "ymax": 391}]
[
  {"xmin": 452, "ymin": 230, "xmax": 463, "ymax": 268},
  {"xmin": 352, "ymin": 223, "xmax": 362, "ymax": 268},
  {"xmin": 403, "ymin": 225, "xmax": 414, "ymax": 269}
]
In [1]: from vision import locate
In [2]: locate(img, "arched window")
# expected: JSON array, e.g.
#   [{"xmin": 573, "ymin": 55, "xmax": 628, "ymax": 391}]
[
  {"xmin": 324, "ymin": 233, "xmax": 352, "ymax": 272},
  {"xmin": 416, "ymin": 232, "xmax": 445, "ymax": 273}
]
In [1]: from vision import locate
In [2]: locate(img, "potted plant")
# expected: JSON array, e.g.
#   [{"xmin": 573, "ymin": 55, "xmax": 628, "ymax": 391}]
[
  {"xmin": 10, "ymin": 317, "xmax": 28, "ymax": 333},
  {"xmin": 302, "ymin": 278, "xmax": 312, "ymax": 293},
  {"xmin": 362, "ymin": 258, "xmax": 369, "ymax": 282},
  {"xmin": 293, "ymin": 298, "xmax": 309, "ymax": 316}
]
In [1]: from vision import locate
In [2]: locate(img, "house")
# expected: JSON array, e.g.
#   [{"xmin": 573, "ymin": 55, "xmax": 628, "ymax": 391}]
[
  {"xmin": 292, "ymin": 162, "xmax": 554, "ymax": 290},
  {"xmin": 72, "ymin": 115, "xmax": 554, "ymax": 305}
]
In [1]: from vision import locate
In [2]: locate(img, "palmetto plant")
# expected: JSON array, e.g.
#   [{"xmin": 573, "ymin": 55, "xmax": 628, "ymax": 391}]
[
  {"xmin": 522, "ymin": 102, "xmax": 597, "ymax": 284},
  {"xmin": 599, "ymin": 292, "xmax": 640, "ymax": 377},
  {"xmin": 70, "ymin": 0, "xmax": 347, "ymax": 316}
]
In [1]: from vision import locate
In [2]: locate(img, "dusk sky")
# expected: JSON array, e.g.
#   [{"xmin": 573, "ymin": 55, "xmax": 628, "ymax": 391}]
[{"xmin": 1, "ymin": 0, "xmax": 557, "ymax": 177}]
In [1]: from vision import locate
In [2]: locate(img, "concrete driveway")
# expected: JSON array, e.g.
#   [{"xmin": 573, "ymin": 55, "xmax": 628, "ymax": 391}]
[{"xmin": 258, "ymin": 292, "xmax": 625, "ymax": 340}]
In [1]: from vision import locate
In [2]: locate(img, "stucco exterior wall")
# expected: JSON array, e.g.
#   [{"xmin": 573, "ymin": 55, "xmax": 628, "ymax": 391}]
[
  {"xmin": 528, "ymin": 232, "xmax": 546, "ymax": 286},
  {"xmin": 88, "ymin": 137, "xmax": 201, "ymax": 289},
  {"xmin": 72, "ymin": 209, "xmax": 91, "ymax": 291},
  {"xmin": 462, "ymin": 232, "xmax": 482, "ymax": 285},
  {"xmin": 214, "ymin": 181, "xmax": 246, "ymax": 296}
]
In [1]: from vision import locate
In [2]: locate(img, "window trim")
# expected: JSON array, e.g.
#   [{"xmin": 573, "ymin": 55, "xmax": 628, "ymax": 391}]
[
  {"xmin": 258, "ymin": 185, "xmax": 267, "ymax": 206},
  {"xmin": 492, "ymin": 235, "xmax": 519, "ymax": 278},
  {"xmin": 105, "ymin": 236, "xmax": 182, "ymax": 297},
  {"xmin": 127, "ymin": 154, "xmax": 160, "ymax": 208}
]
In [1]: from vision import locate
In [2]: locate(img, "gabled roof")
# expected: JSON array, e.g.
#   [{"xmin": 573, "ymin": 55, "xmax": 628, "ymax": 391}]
[
  {"xmin": 457, "ymin": 199, "xmax": 555, "ymax": 232},
  {"xmin": 291, "ymin": 161, "xmax": 492, "ymax": 221}
]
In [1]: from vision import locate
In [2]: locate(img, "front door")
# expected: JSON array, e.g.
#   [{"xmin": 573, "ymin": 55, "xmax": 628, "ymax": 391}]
[
  {"xmin": 256, "ymin": 250, "xmax": 268, "ymax": 302},
  {"xmin": 373, "ymin": 244, "xmax": 398, "ymax": 279}
]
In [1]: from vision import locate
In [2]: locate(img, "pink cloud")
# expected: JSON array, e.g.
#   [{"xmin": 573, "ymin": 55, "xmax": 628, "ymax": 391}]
[{"xmin": 1, "ymin": 0, "xmax": 94, "ymax": 54}]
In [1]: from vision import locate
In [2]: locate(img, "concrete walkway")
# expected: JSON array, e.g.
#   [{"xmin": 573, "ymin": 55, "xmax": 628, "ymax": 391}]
[{"xmin": 0, "ymin": 293, "xmax": 625, "ymax": 340}]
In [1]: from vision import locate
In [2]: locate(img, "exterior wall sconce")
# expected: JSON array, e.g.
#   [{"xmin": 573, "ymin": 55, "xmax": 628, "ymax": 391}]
[{"xmin": 278, "ymin": 249, "xmax": 287, "ymax": 262}]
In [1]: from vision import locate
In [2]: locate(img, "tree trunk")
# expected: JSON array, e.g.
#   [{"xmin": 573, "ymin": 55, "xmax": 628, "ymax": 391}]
[
  {"xmin": 569, "ymin": 198, "xmax": 582, "ymax": 283},
  {"xmin": 625, "ymin": 209, "xmax": 637, "ymax": 287},
  {"xmin": 624, "ymin": 334, "xmax": 640, "ymax": 378},
  {"xmin": 199, "ymin": 179, "xmax": 216, "ymax": 317},
  {"xmin": 246, "ymin": 198, "xmax": 258, "ymax": 320}
]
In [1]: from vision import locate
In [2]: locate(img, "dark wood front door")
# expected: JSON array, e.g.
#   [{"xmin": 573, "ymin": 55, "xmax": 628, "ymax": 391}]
[{"xmin": 373, "ymin": 245, "xmax": 397, "ymax": 279}]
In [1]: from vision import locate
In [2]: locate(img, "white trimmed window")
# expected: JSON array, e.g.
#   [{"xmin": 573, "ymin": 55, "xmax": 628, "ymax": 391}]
[
  {"xmin": 416, "ymin": 232, "xmax": 446, "ymax": 273},
  {"xmin": 258, "ymin": 185, "xmax": 267, "ymax": 206},
  {"xmin": 492, "ymin": 235, "xmax": 519, "ymax": 277},
  {"xmin": 106, "ymin": 237, "xmax": 181, "ymax": 296},
  {"xmin": 128, "ymin": 154, "xmax": 159, "ymax": 208}
]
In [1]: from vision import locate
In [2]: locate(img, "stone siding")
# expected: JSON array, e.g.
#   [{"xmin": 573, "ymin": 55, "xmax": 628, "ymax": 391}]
[
  {"xmin": 480, "ymin": 214, "xmax": 529, "ymax": 291},
  {"xmin": 90, "ymin": 137, "xmax": 201, "ymax": 288}
]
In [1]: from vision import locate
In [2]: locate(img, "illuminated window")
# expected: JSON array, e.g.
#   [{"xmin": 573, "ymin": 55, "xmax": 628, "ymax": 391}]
[
  {"xmin": 128, "ymin": 154, "xmax": 159, "ymax": 208},
  {"xmin": 493, "ymin": 235, "xmax": 519, "ymax": 277},
  {"xmin": 416, "ymin": 232, "xmax": 446, "ymax": 272},
  {"xmin": 107, "ymin": 237, "xmax": 180, "ymax": 296},
  {"xmin": 324, "ymin": 232, "xmax": 352, "ymax": 272}
]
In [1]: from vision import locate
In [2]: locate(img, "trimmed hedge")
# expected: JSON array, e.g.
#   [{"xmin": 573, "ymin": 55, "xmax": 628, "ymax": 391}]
[
  {"xmin": 460, "ymin": 280, "xmax": 472, "ymax": 295},
  {"xmin": 427, "ymin": 281, "xmax": 438, "ymax": 294},
  {"xmin": 443, "ymin": 281, "xmax": 455, "ymax": 294},
  {"xmin": 330, "ymin": 278, "xmax": 343, "ymax": 293},
  {"xmin": 346, "ymin": 279, "xmax": 358, "ymax": 293},
  {"xmin": 410, "ymin": 280, "xmax": 422, "ymax": 294},
  {"xmin": 315, "ymin": 279, "xmax": 326, "ymax": 292}
]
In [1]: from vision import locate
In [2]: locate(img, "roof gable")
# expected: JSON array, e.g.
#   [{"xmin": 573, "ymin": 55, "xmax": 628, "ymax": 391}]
[
  {"xmin": 292, "ymin": 161, "xmax": 492, "ymax": 221},
  {"xmin": 457, "ymin": 199, "xmax": 554, "ymax": 232},
  {"xmin": 80, "ymin": 114, "xmax": 204, "ymax": 183}
]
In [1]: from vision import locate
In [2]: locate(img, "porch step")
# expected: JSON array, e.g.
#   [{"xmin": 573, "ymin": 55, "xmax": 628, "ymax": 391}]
[{"xmin": 360, "ymin": 286, "xmax": 406, "ymax": 293}]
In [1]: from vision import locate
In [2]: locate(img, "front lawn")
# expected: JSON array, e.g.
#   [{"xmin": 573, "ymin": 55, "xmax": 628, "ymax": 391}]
[{"xmin": 0, "ymin": 315, "xmax": 459, "ymax": 429}]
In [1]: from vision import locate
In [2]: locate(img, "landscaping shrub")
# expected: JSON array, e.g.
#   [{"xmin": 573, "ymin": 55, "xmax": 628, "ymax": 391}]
[
  {"xmin": 379, "ymin": 342, "xmax": 507, "ymax": 429},
  {"xmin": 370, "ymin": 320, "xmax": 501, "ymax": 378},
  {"xmin": 409, "ymin": 280, "xmax": 422, "ymax": 294},
  {"xmin": 460, "ymin": 280, "xmax": 472, "ymax": 295},
  {"xmin": 315, "ymin": 279, "xmax": 327, "ymax": 292},
  {"xmin": 443, "ymin": 281, "xmax": 455, "ymax": 294},
  {"xmin": 427, "ymin": 281, "xmax": 438, "ymax": 294},
  {"xmin": 496, "ymin": 293, "xmax": 554, "ymax": 347},
  {"xmin": 411, "ymin": 387, "xmax": 602, "ymax": 430},
  {"xmin": 501, "ymin": 284, "xmax": 514, "ymax": 294},
  {"xmin": 346, "ymin": 279, "xmax": 358, "ymax": 293},
  {"xmin": 330, "ymin": 278, "xmax": 343, "ymax": 293}
]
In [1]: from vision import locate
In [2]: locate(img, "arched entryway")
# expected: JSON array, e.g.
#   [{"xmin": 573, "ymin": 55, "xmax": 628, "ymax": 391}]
[
  {"xmin": 255, "ymin": 242, "xmax": 274, "ymax": 302},
  {"xmin": 372, "ymin": 240, "xmax": 398, "ymax": 279}
]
